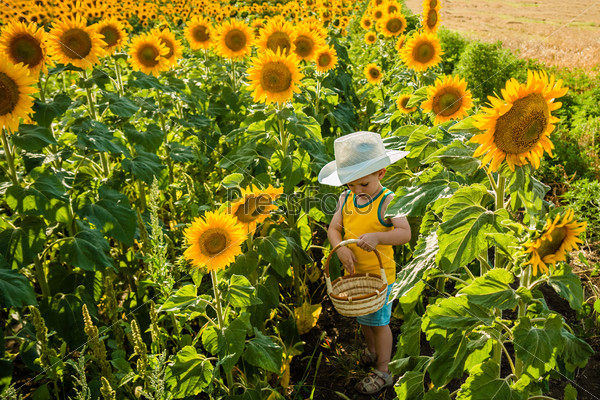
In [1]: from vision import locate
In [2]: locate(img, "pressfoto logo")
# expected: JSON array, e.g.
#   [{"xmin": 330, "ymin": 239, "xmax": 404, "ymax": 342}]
[{"xmin": 224, "ymin": 186, "xmax": 379, "ymax": 217}]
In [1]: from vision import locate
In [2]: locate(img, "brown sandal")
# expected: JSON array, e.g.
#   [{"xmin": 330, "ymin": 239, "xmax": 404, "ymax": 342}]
[{"xmin": 355, "ymin": 370, "xmax": 393, "ymax": 394}]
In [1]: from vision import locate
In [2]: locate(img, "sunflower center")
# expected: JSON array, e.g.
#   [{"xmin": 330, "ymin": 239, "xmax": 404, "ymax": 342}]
[
  {"xmin": 433, "ymin": 89, "xmax": 462, "ymax": 116},
  {"xmin": 9, "ymin": 34, "xmax": 43, "ymax": 67},
  {"xmin": 374, "ymin": 10, "xmax": 383, "ymax": 19},
  {"xmin": 200, "ymin": 230, "xmax": 229, "ymax": 255},
  {"xmin": 413, "ymin": 42, "xmax": 434, "ymax": 63},
  {"xmin": 100, "ymin": 26, "xmax": 119, "ymax": 47},
  {"xmin": 494, "ymin": 93, "xmax": 549, "ymax": 154},
  {"xmin": 388, "ymin": 5, "xmax": 398, "ymax": 13},
  {"xmin": 260, "ymin": 61, "xmax": 293, "ymax": 94},
  {"xmin": 537, "ymin": 227, "xmax": 567, "ymax": 259},
  {"xmin": 235, "ymin": 194, "xmax": 271, "ymax": 222},
  {"xmin": 427, "ymin": 9, "xmax": 438, "ymax": 28},
  {"xmin": 0, "ymin": 72, "xmax": 20, "ymax": 117},
  {"xmin": 137, "ymin": 44, "xmax": 160, "ymax": 67},
  {"xmin": 60, "ymin": 28, "xmax": 92, "ymax": 59},
  {"xmin": 294, "ymin": 36, "xmax": 314, "ymax": 58},
  {"xmin": 225, "ymin": 28, "xmax": 247, "ymax": 52},
  {"xmin": 369, "ymin": 67, "xmax": 380, "ymax": 79},
  {"xmin": 266, "ymin": 31, "xmax": 292, "ymax": 54},
  {"xmin": 400, "ymin": 97, "xmax": 410, "ymax": 109},
  {"xmin": 364, "ymin": 19, "xmax": 372, "ymax": 27},
  {"xmin": 193, "ymin": 25, "xmax": 210, "ymax": 42},
  {"xmin": 159, "ymin": 37, "xmax": 174, "ymax": 59},
  {"xmin": 386, "ymin": 17, "xmax": 404, "ymax": 34},
  {"xmin": 318, "ymin": 53, "xmax": 331, "ymax": 67},
  {"xmin": 429, "ymin": 0, "xmax": 438, "ymax": 8}
]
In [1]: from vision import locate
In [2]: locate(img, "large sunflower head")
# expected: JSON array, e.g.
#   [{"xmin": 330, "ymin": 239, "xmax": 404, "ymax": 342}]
[
  {"xmin": 421, "ymin": 75, "xmax": 473, "ymax": 124},
  {"xmin": 364, "ymin": 31, "xmax": 377, "ymax": 45},
  {"xmin": 314, "ymin": 45, "xmax": 338, "ymax": 73},
  {"xmin": 471, "ymin": 70, "xmax": 568, "ymax": 172},
  {"xmin": 291, "ymin": 24, "xmax": 325, "ymax": 61},
  {"xmin": 0, "ymin": 59, "xmax": 39, "ymax": 133},
  {"xmin": 0, "ymin": 21, "xmax": 49, "ymax": 76},
  {"xmin": 227, "ymin": 185, "xmax": 283, "ymax": 233},
  {"xmin": 378, "ymin": 11, "xmax": 407, "ymax": 37},
  {"xmin": 95, "ymin": 18, "xmax": 127, "ymax": 55},
  {"xmin": 183, "ymin": 210, "xmax": 246, "ymax": 271},
  {"xmin": 257, "ymin": 18, "xmax": 297, "ymax": 56},
  {"xmin": 247, "ymin": 48, "xmax": 304, "ymax": 105},
  {"xmin": 364, "ymin": 63, "xmax": 383, "ymax": 84},
  {"xmin": 127, "ymin": 33, "xmax": 170, "ymax": 77},
  {"xmin": 401, "ymin": 30, "xmax": 443, "ymax": 72},
  {"xmin": 47, "ymin": 15, "xmax": 106, "ymax": 69},
  {"xmin": 523, "ymin": 209, "xmax": 586, "ymax": 276},
  {"xmin": 150, "ymin": 27, "xmax": 183, "ymax": 67},
  {"xmin": 215, "ymin": 19, "xmax": 254, "ymax": 60},
  {"xmin": 185, "ymin": 16, "xmax": 213, "ymax": 50},
  {"xmin": 396, "ymin": 94, "xmax": 417, "ymax": 113}
]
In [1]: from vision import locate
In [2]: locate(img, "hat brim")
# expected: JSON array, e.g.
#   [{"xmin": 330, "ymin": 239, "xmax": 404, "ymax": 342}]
[{"xmin": 318, "ymin": 149, "xmax": 409, "ymax": 186}]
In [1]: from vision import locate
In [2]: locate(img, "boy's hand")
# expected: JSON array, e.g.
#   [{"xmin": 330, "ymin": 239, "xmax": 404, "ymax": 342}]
[
  {"xmin": 336, "ymin": 247, "xmax": 357, "ymax": 274},
  {"xmin": 357, "ymin": 233, "xmax": 380, "ymax": 252}
]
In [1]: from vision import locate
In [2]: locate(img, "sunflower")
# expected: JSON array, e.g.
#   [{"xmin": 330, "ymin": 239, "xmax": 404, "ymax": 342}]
[
  {"xmin": 151, "ymin": 28, "xmax": 183, "ymax": 67},
  {"xmin": 364, "ymin": 31, "xmax": 377, "ymax": 45},
  {"xmin": 523, "ymin": 209, "xmax": 586, "ymax": 276},
  {"xmin": 47, "ymin": 15, "xmax": 106, "ymax": 69},
  {"xmin": 314, "ymin": 45, "xmax": 338, "ymax": 73},
  {"xmin": 0, "ymin": 21, "xmax": 49, "ymax": 76},
  {"xmin": 292, "ymin": 25, "xmax": 325, "ymax": 61},
  {"xmin": 364, "ymin": 63, "xmax": 382, "ymax": 84},
  {"xmin": 422, "ymin": 5, "xmax": 441, "ymax": 33},
  {"xmin": 421, "ymin": 75, "xmax": 473, "ymax": 124},
  {"xmin": 371, "ymin": 6, "xmax": 386, "ymax": 21},
  {"xmin": 257, "ymin": 18, "xmax": 296, "ymax": 56},
  {"xmin": 0, "ymin": 59, "xmax": 38, "ymax": 133},
  {"xmin": 471, "ymin": 70, "xmax": 567, "ymax": 172},
  {"xmin": 228, "ymin": 185, "xmax": 283, "ymax": 233},
  {"xmin": 360, "ymin": 15, "xmax": 373, "ymax": 30},
  {"xmin": 247, "ymin": 48, "xmax": 304, "ymax": 104},
  {"xmin": 378, "ymin": 12, "xmax": 407, "ymax": 37},
  {"xmin": 94, "ymin": 18, "xmax": 127, "ymax": 55},
  {"xmin": 396, "ymin": 94, "xmax": 417, "ymax": 113},
  {"xmin": 401, "ymin": 30, "xmax": 443, "ymax": 72},
  {"xmin": 183, "ymin": 210, "xmax": 246, "ymax": 271},
  {"xmin": 386, "ymin": 0, "xmax": 401, "ymax": 14},
  {"xmin": 215, "ymin": 19, "xmax": 254, "ymax": 60},
  {"xmin": 423, "ymin": 0, "xmax": 440, "ymax": 10},
  {"xmin": 185, "ymin": 16, "xmax": 213, "ymax": 50},
  {"xmin": 127, "ymin": 33, "xmax": 170, "ymax": 76},
  {"xmin": 395, "ymin": 34, "xmax": 407, "ymax": 51}
]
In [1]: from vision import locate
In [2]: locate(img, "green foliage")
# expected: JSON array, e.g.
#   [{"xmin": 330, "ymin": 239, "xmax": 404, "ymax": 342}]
[
  {"xmin": 454, "ymin": 41, "xmax": 523, "ymax": 103},
  {"xmin": 438, "ymin": 28, "xmax": 468, "ymax": 75},
  {"xmin": 561, "ymin": 178, "xmax": 600, "ymax": 241}
]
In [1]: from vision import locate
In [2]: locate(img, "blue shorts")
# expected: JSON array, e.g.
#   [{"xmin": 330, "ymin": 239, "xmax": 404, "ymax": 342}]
[{"xmin": 356, "ymin": 285, "xmax": 393, "ymax": 327}]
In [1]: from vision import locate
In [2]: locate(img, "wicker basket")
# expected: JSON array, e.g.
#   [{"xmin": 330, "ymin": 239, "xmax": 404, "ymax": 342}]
[{"xmin": 324, "ymin": 239, "xmax": 388, "ymax": 317}]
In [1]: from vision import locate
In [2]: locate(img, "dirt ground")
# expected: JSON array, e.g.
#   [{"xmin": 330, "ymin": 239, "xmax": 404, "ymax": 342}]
[{"xmin": 404, "ymin": 0, "xmax": 600, "ymax": 72}]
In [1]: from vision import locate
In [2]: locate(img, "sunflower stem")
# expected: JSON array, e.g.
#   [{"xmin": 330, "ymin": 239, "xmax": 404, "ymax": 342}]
[
  {"xmin": 138, "ymin": 180, "xmax": 147, "ymax": 213},
  {"xmin": 314, "ymin": 73, "xmax": 322, "ymax": 114},
  {"xmin": 494, "ymin": 175, "xmax": 507, "ymax": 269},
  {"xmin": 156, "ymin": 90, "xmax": 168, "ymax": 134},
  {"xmin": 1, "ymin": 128, "xmax": 18, "ymax": 186},
  {"xmin": 114, "ymin": 56, "xmax": 124, "ymax": 96},
  {"xmin": 33, "ymin": 254, "xmax": 51, "ymax": 298},
  {"xmin": 210, "ymin": 270, "xmax": 234, "ymax": 389},
  {"xmin": 229, "ymin": 59, "xmax": 237, "ymax": 92},
  {"xmin": 277, "ymin": 103, "xmax": 288, "ymax": 157},
  {"xmin": 38, "ymin": 77, "xmax": 46, "ymax": 103},
  {"xmin": 515, "ymin": 264, "xmax": 532, "ymax": 378},
  {"xmin": 81, "ymin": 71, "xmax": 98, "ymax": 120}
]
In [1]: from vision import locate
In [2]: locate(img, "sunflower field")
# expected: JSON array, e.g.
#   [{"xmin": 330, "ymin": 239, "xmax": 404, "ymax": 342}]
[{"xmin": 1, "ymin": 0, "xmax": 598, "ymax": 399}]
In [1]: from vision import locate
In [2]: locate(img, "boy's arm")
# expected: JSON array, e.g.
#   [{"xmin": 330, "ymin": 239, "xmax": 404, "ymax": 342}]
[
  {"xmin": 356, "ymin": 194, "xmax": 411, "ymax": 251},
  {"xmin": 327, "ymin": 191, "xmax": 357, "ymax": 273}
]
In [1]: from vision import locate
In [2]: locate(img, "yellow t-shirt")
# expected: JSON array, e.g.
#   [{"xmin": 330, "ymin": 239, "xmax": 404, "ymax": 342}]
[{"xmin": 341, "ymin": 187, "xmax": 396, "ymax": 283}]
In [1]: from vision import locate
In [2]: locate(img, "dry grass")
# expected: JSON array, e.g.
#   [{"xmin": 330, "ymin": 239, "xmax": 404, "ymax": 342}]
[{"xmin": 404, "ymin": 0, "xmax": 600, "ymax": 72}]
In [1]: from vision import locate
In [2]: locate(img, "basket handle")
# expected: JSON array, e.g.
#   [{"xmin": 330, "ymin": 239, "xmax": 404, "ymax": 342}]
[{"xmin": 324, "ymin": 239, "xmax": 387, "ymax": 293}]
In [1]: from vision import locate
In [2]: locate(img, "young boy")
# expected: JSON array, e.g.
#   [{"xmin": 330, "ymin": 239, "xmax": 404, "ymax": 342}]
[{"xmin": 318, "ymin": 131, "xmax": 411, "ymax": 395}]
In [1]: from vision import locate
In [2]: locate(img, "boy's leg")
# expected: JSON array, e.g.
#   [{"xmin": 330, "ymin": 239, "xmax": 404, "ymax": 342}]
[
  {"xmin": 371, "ymin": 324, "xmax": 392, "ymax": 373},
  {"xmin": 361, "ymin": 324, "xmax": 376, "ymax": 354}
]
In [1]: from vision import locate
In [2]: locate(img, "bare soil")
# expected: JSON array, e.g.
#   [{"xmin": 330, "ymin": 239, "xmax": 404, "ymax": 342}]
[{"xmin": 404, "ymin": 0, "xmax": 600, "ymax": 72}]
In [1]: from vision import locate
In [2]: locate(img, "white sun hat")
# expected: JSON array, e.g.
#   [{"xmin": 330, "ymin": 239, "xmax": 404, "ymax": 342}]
[{"xmin": 318, "ymin": 131, "xmax": 409, "ymax": 186}]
